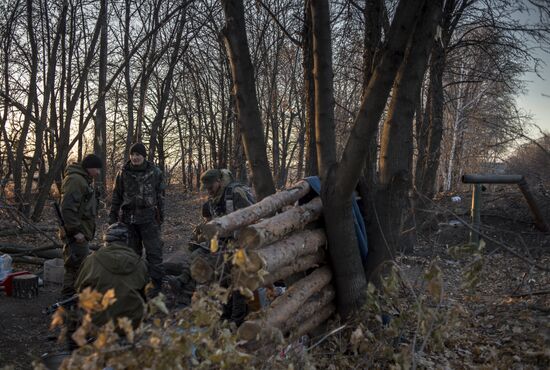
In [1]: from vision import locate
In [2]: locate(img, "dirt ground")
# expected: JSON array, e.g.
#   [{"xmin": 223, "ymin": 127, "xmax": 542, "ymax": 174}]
[
  {"xmin": 0, "ymin": 188, "xmax": 204, "ymax": 369},
  {"xmin": 0, "ymin": 186, "xmax": 549, "ymax": 369}
]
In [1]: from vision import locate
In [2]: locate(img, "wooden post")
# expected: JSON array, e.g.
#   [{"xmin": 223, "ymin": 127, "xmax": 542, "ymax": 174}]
[{"xmin": 469, "ymin": 184, "xmax": 481, "ymax": 245}]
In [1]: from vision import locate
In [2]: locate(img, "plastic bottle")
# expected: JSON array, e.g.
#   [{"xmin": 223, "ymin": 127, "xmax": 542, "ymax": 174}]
[{"xmin": 0, "ymin": 254, "xmax": 13, "ymax": 281}]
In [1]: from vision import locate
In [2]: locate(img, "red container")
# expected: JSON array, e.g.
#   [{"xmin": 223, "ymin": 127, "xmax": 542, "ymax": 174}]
[{"xmin": 0, "ymin": 271, "xmax": 31, "ymax": 296}]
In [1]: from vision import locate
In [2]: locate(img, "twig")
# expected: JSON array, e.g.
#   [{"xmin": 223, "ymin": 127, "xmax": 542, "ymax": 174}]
[
  {"xmin": 511, "ymin": 289, "xmax": 550, "ymax": 298},
  {"xmin": 306, "ymin": 324, "xmax": 347, "ymax": 351}
]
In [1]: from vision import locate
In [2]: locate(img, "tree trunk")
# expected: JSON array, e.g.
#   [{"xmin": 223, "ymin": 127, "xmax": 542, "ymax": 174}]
[
  {"xmin": 315, "ymin": 0, "xmax": 426, "ymax": 317},
  {"xmin": 303, "ymin": 3, "xmax": 317, "ymax": 177},
  {"xmin": 371, "ymin": 0, "xmax": 442, "ymax": 270},
  {"xmin": 221, "ymin": 0, "xmax": 276, "ymax": 200},
  {"xmin": 94, "ymin": 0, "xmax": 108, "ymax": 196},
  {"xmin": 13, "ymin": 0, "xmax": 39, "ymax": 212}
]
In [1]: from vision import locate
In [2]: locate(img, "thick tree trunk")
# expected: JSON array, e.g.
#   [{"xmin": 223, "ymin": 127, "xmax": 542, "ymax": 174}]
[
  {"xmin": 315, "ymin": 0, "xmax": 426, "ymax": 317},
  {"xmin": 303, "ymin": 3, "xmax": 317, "ymax": 177},
  {"xmin": 201, "ymin": 180, "xmax": 311, "ymax": 239},
  {"xmin": 371, "ymin": 0, "xmax": 442, "ymax": 269},
  {"xmin": 238, "ymin": 197, "xmax": 322, "ymax": 249},
  {"xmin": 361, "ymin": 0, "xmax": 384, "ymax": 190},
  {"xmin": 221, "ymin": 0, "xmax": 275, "ymax": 200}
]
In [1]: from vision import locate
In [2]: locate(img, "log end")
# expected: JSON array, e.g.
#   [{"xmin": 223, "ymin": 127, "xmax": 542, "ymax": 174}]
[{"xmin": 190, "ymin": 256, "xmax": 214, "ymax": 284}]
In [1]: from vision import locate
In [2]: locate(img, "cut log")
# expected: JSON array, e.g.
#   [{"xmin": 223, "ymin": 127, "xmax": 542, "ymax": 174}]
[
  {"xmin": 265, "ymin": 266, "xmax": 332, "ymax": 329},
  {"xmin": 162, "ymin": 249, "xmax": 189, "ymax": 275},
  {"xmin": 244, "ymin": 229, "xmax": 326, "ymax": 273},
  {"xmin": 237, "ymin": 319, "xmax": 284, "ymax": 343},
  {"xmin": 200, "ymin": 180, "xmax": 312, "ymax": 239},
  {"xmin": 292, "ymin": 302, "xmax": 335, "ymax": 339},
  {"xmin": 190, "ymin": 255, "xmax": 214, "ymax": 284},
  {"xmin": 12, "ymin": 256, "xmax": 45, "ymax": 265},
  {"xmin": 233, "ymin": 251, "xmax": 326, "ymax": 291},
  {"xmin": 282, "ymin": 285, "xmax": 335, "ymax": 334},
  {"xmin": 12, "ymin": 274, "xmax": 39, "ymax": 298},
  {"xmin": 0, "ymin": 225, "xmax": 57, "ymax": 237},
  {"xmin": 238, "ymin": 197, "xmax": 323, "ymax": 249}
]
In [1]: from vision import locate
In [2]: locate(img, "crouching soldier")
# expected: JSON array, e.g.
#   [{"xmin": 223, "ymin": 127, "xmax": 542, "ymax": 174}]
[
  {"xmin": 75, "ymin": 222, "xmax": 149, "ymax": 329},
  {"xmin": 170, "ymin": 169, "xmax": 254, "ymax": 326}
]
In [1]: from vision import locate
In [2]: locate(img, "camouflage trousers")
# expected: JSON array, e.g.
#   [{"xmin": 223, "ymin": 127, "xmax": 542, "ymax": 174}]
[
  {"xmin": 128, "ymin": 222, "xmax": 165, "ymax": 289},
  {"xmin": 175, "ymin": 248, "xmax": 247, "ymax": 325},
  {"xmin": 62, "ymin": 238, "xmax": 89, "ymax": 298}
]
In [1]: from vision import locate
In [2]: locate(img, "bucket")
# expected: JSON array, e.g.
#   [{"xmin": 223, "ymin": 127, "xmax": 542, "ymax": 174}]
[
  {"xmin": 44, "ymin": 258, "xmax": 64, "ymax": 285},
  {"xmin": 0, "ymin": 254, "xmax": 13, "ymax": 281}
]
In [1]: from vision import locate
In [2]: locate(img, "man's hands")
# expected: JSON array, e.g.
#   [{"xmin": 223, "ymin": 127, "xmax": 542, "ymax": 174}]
[{"xmin": 74, "ymin": 232, "xmax": 86, "ymax": 243}]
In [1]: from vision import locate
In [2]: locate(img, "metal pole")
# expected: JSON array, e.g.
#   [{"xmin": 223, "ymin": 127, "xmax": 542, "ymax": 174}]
[{"xmin": 469, "ymin": 184, "xmax": 481, "ymax": 245}]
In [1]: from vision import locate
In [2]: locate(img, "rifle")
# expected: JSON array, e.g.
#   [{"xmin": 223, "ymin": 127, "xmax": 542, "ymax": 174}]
[
  {"xmin": 43, "ymin": 294, "xmax": 78, "ymax": 315},
  {"xmin": 53, "ymin": 201, "xmax": 67, "ymax": 240}
]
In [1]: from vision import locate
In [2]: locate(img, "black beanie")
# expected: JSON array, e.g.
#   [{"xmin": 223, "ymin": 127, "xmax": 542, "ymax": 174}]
[
  {"xmin": 130, "ymin": 143, "xmax": 147, "ymax": 157},
  {"xmin": 81, "ymin": 154, "xmax": 103, "ymax": 169}
]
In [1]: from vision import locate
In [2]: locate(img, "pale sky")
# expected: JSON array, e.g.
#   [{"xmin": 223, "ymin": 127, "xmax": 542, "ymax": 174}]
[
  {"xmin": 517, "ymin": 52, "xmax": 550, "ymax": 136},
  {"xmin": 515, "ymin": 4, "xmax": 550, "ymax": 137}
]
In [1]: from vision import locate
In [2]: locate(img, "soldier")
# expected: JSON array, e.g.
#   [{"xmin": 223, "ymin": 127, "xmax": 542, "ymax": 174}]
[
  {"xmin": 109, "ymin": 143, "xmax": 165, "ymax": 297},
  {"xmin": 60, "ymin": 153, "xmax": 102, "ymax": 298},
  {"xmin": 75, "ymin": 222, "xmax": 148, "ymax": 329},
  {"xmin": 171, "ymin": 169, "xmax": 254, "ymax": 326}
]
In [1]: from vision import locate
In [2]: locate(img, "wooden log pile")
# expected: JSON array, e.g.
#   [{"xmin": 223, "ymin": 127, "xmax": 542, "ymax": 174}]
[{"xmin": 197, "ymin": 180, "xmax": 336, "ymax": 343}]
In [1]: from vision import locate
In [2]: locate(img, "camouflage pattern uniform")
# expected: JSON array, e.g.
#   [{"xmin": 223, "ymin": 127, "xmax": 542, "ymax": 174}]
[
  {"xmin": 174, "ymin": 170, "xmax": 253, "ymax": 325},
  {"xmin": 109, "ymin": 160, "xmax": 165, "ymax": 292},
  {"xmin": 75, "ymin": 223, "xmax": 148, "ymax": 329},
  {"xmin": 60, "ymin": 163, "xmax": 98, "ymax": 298}
]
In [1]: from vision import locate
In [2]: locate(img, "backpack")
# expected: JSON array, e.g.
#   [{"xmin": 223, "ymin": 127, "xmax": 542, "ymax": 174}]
[{"xmin": 223, "ymin": 182, "xmax": 256, "ymax": 214}]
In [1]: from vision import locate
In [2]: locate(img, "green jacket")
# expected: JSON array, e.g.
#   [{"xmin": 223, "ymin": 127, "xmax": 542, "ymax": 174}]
[
  {"xmin": 109, "ymin": 160, "xmax": 165, "ymax": 225},
  {"xmin": 60, "ymin": 163, "xmax": 97, "ymax": 240},
  {"xmin": 75, "ymin": 241, "xmax": 148, "ymax": 328}
]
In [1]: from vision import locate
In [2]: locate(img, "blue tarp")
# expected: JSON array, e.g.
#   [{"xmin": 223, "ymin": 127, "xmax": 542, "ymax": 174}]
[{"xmin": 303, "ymin": 176, "xmax": 368, "ymax": 267}]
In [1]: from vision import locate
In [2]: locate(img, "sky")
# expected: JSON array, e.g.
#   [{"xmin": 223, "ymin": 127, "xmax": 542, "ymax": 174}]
[
  {"xmin": 517, "ymin": 52, "xmax": 550, "ymax": 136},
  {"xmin": 515, "ymin": 4, "xmax": 550, "ymax": 137}
]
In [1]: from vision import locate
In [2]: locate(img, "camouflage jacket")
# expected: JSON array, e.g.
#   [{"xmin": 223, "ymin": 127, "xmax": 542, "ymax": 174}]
[
  {"xmin": 60, "ymin": 163, "xmax": 97, "ymax": 241},
  {"xmin": 109, "ymin": 160, "xmax": 165, "ymax": 225},
  {"xmin": 75, "ymin": 240, "xmax": 148, "ymax": 328},
  {"xmin": 206, "ymin": 180, "xmax": 254, "ymax": 219}
]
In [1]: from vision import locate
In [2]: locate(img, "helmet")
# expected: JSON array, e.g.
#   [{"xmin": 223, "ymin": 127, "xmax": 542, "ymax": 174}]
[{"xmin": 104, "ymin": 222, "xmax": 128, "ymax": 243}]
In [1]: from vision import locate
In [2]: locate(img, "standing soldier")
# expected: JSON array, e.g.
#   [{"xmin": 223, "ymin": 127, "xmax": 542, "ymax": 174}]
[
  {"xmin": 109, "ymin": 143, "xmax": 165, "ymax": 297},
  {"xmin": 171, "ymin": 169, "xmax": 254, "ymax": 325},
  {"xmin": 60, "ymin": 154, "xmax": 102, "ymax": 298}
]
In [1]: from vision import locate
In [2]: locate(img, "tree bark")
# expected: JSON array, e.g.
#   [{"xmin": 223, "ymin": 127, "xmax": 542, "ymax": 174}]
[
  {"xmin": 238, "ymin": 197, "xmax": 322, "ymax": 249},
  {"xmin": 200, "ymin": 180, "xmax": 311, "ymax": 239},
  {"xmin": 244, "ymin": 229, "xmax": 326, "ymax": 273},
  {"xmin": 371, "ymin": 0, "xmax": 442, "ymax": 271},
  {"xmin": 94, "ymin": 0, "xmax": 108, "ymax": 196},
  {"xmin": 315, "ymin": 0, "xmax": 426, "ymax": 317},
  {"xmin": 221, "ymin": 0, "xmax": 275, "ymax": 200},
  {"xmin": 233, "ymin": 251, "xmax": 326, "ymax": 291}
]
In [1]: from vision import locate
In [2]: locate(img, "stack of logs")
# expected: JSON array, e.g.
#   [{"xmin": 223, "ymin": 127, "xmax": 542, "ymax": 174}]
[{"xmin": 196, "ymin": 180, "xmax": 335, "ymax": 342}]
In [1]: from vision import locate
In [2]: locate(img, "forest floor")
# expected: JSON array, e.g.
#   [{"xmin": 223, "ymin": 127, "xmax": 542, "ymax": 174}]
[{"xmin": 0, "ymin": 186, "xmax": 548, "ymax": 369}]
